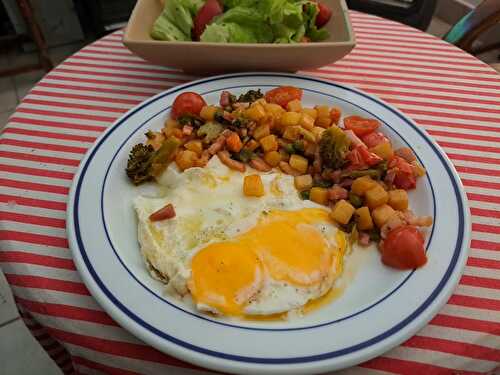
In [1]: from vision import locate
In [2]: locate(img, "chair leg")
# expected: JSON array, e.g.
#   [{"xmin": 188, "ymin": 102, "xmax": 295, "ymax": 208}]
[{"xmin": 16, "ymin": 0, "xmax": 53, "ymax": 72}]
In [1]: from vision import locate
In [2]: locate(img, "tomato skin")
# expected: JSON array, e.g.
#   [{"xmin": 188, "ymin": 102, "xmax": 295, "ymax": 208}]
[
  {"xmin": 265, "ymin": 86, "xmax": 303, "ymax": 108},
  {"xmin": 347, "ymin": 145, "xmax": 383, "ymax": 169},
  {"xmin": 315, "ymin": 2, "xmax": 332, "ymax": 28},
  {"xmin": 381, "ymin": 226, "xmax": 427, "ymax": 269},
  {"xmin": 171, "ymin": 92, "xmax": 206, "ymax": 119},
  {"xmin": 389, "ymin": 156, "xmax": 416, "ymax": 190},
  {"xmin": 362, "ymin": 131, "xmax": 389, "ymax": 148},
  {"xmin": 193, "ymin": 0, "xmax": 223, "ymax": 40},
  {"xmin": 344, "ymin": 116, "xmax": 380, "ymax": 136}
]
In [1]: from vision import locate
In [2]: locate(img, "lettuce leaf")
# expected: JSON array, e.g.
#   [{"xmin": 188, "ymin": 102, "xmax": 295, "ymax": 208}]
[{"xmin": 150, "ymin": 0, "xmax": 204, "ymax": 41}]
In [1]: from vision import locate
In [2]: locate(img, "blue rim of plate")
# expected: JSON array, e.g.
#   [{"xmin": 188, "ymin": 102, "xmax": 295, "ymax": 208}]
[
  {"xmin": 70, "ymin": 73, "xmax": 467, "ymax": 364},
  {"xmin": 99, "ymin": 84, "xmax": 436, "ymax": 332}
]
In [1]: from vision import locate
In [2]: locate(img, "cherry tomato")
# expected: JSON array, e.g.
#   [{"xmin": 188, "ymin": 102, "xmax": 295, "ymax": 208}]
[
  {"xmin": 344, "ymin": 116, "xmax": 381, "ymax": 136},
  {"xmin": 358, "ymin": 145, "xmax": 383, "ymax": 166},
  {"xmin": 315, "ymin": 2, "xmax": 332, "ymax": 28},
  {"xmin": 347, "ymin": 145, "xmax": 383, "ymax": 169},
  {"xmin": 193, "ymin": 0, "xmax": 223, "ymax": 40},
  {"xmin": 389, "ymin": 156, "xmax": 416, "ymax": 190},
  {"xmin": 171, "ymin": 92, "xmax": 206, "ymax": 120},
  {"xmin": 381, "ymin": 226, "xmax": 427, "ymax": 269},
  {"xmin": 362, "ymin": 131, "xmax": 389, "ymax": 148},
  {"xmin": 265, "ymin": 86, "xmax": 303, "ymax": 108}
]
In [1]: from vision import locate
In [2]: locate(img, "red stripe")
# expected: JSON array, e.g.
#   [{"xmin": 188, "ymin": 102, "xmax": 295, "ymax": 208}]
[
  {"xmin": 73, "ymin": 356, "xmax": 141, "ymax": 375},
  {"xmin": 417, "ymin": 118, "xmax": 500, "ymax": 133},
  {"xmin": 0, "ymin": 211, "xmax": 65, "ymax": 228},
  {"xmin": 355, "ymin": 42, "xmax": 476, "ymax": 58},
  {"xmin": 361, "ymin": 356, "xmax": 463, "ymax": 375},
  {"xmin": 63, "ymin": 60, "xmax": 182, "ymax": 76},
  {"xmin": 0, "ymin": 138, "xmax": 87, "ymax": 154},
  {"xmin": 456, "ymin": 166, "xmax": 500, "ymax": 178},
  {"xmin": 428, "ymin": 129, "xmax": 500, "ymax": 143},
  {"xmin": 5, "ymin": 274, "xmax": 89, "ymax": 295},
  {"xmin": 446, "ymin": 153, "xmax": 500, "ymax": 165},
  {"xmin": 404, "ymin": 335, "xmax": 500, "ymax": 362},
  {"xmin": 472, "ymin": 223, "xmax": 500, "ymax": 235},
  {"xmin": 2, "ymin": 127, "xmax": 97, "ymax": 143},
  {"xmin": 388, "ymin": 99, "xmax": 500, "ymax": 116},
  {"xmin": 468, "ymin": 193, "xmax": 500, "ymax": 205},
  {"xmin": 438, "ymin": 141, "xmax": 500, "ymax": 154},
  {"xmin": 47, "ymin": 327, "xmax": 197, "ymax": 369},
  {"xmin": 0, "ymin": 194, "xmax": 66, "ymax": 211},
  {"xmin": 30, "ymin": 89, "xmax": 141, "ymax": 106},
  {"xmin": 470, "ymin": 239, "xmax": 500, "ymax": 251},
  {"xmin": 431, "ymin": 314, "xmax": 500, "ymax": 335},
  {"xmin": 448, "ymin": 294, "xmax": 500, "ymax": 311},
  {"xmin": 8, "ymin": 116, "xmax": 106, "ymax": 132},
  {"xmin": 37, "ymin": 81, "xmax": 153, "ymax": 98},
  {"xmin": 0, "ymin": 150, "xmax": 80, "ymax": 166},
  {"xmin": 405, "ymin": 108, "xmax": 500, "ymax": 124},
  {"xmin": 0, "ymin": 230, "xmax": 68, "ymax": 248},
  {"xmin": 0, "ymin": 251, "xmax": 75, "ymax": 270},
  {"xmin": 0, "ymin": 177, "xmax": 69, "ymax": 195},
  {"xmin": 471, "ymin": 207, "xmax": 500, "ymax": 219},
  {"xmin": 92, "ymin": 42, "xmax": 130, "ymax": 50},
  {"xmin": 16, "ymin": 296, "xmax": 117, "ymax": 326},
  {"xmin": 16, "ymin": 107, "xmax": 116, "ymax": 123},
  {"xmin": 47, "ymin": 74, "xmax": 171, "ymax": 91},
  {"xmin": 463, "ymin": 179, "xmax": 500, "ymax": 191},
  {"xmin": 460, "ymin": 274, "xmax": 500, "ymax": 289},
  {"xmin": 0, "ymin": 164, "xmax": 74, "ymax": 180},
  {"xmin": 80, "ymin": 47, "xmax": 147, "ymax": 59},
  {"xmin": 354, "ymin": 35, "xmax": 472, "ymax": 50},
  {"xmin": 71, "ymin": 52, "xmax": 154, "ymax": 67},
  {"xmin": 23, "ymin": 98, "xmax": 127, "ymax": 114},
  {"xmin": 467, "ymin": 256, "xmax": 500, "ymax": 270}
]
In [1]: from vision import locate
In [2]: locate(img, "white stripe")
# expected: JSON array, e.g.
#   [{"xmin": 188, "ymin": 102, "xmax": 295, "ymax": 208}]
[
  {"xmin": 471, "ymin": 231, "xmax": 500, "ymax": 246},
  {"xmin": 13, "ymin": 106, "xmax": 113, "ymax": 127},
  {"xmin": 27, "ymin": 93, "xmax": 133, "ymax": 111},
  {"xmin": 463, "ymin": 265, "xmax": 500, "ymax": 280},
  {"xmin": 0, "ymin": 187, "xmax": 68, "ymax": 204},
  {"xmin": 1, "ymin": 204, "xmax": 66, "ymax": 221},
  {"xmin": 17, "ymin": 102, "xmax": 120, "ymax": 121},
  {"xmin": 454, "ymin": 284, "xmax": 500, "ymax": 301},
  {"xmin": 30, "ymin": 86, "xmax": 146, "ymax": 102},
  {"xmin": 0, "ymin": 221, "xmax": 66, "ymax": 239},
  {"xmin": 2, "ymin": 132, "xmax": 94, "ymax": 150},
  {"xmin": 0, "ymin": 156, "xmax": 77, "ymax": 175},
  {"xmin": 440, "ymin": 304, "xmax": 500, "ymax": 324},
  {"xmin": 0, "ymin": 145, "xmax": 81, "ymax": 164},
  {"xmin": 0, "ymin": 241, "xmax": 71, "ymax": 259},
  {"xmin": 470, "ymin": 249, "xmax": 500, "ymax": 262}
]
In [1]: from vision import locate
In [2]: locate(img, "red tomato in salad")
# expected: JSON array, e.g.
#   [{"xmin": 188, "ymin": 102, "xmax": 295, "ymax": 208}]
[
  {"xmin": 193, "ymin": 0, "xmax": 223, "ymax": 40},
  {"xmin": 171, "ymin": 92, "xmax": 207, "ymax": 120},
  {"xmin": 362, "ymin": 131, "xmax": 389, "ymax": 148},
  {"xmin": 265, "ymin": 86, "xmax": 303, "ymax": 108},
  {"xmin": 389, "ymin": 156, "xmax": 416, "ymax": 190},
  {"xmin": 347, "ymin": 145, "xmax": 383, "ymax": 168},
  {"xmin": 381, "ymin": 226, "xmax": 427, "ymax": 269},
  {"xmin": 344, "ymin": 116, "xmax": 380, "ymax": 136},
  {"xmin": 315, "ymin": 2, "xmax": 332, "ymax": 28}
]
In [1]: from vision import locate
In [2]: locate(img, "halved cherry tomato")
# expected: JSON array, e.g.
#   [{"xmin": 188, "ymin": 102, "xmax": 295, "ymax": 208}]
[
  {"xmin": 362, "ymin": 131, "xmax": 389, "ymax": 148},
  {"xmin": 344, "ymin": 116, "xmax": 380, "ymax": 137},
  {"xmin": 381, "ymin": 225, "xmax": 427, "ymax": 269},
  {"xmin": 193, "ymin": 0, "xmax": 223, "ymax": 40},
  {"xmin": 347, "ymin": 145, "xmax": 383, "ymax": 169},
  {"xmin": 265, "ymin": 86, "xmax": 303, "ymax": 108},
  {"xmin": 171, "ymin": 92, "xmax": 207, "ymax": 120},
  {"xmin": 389, "ymin": 156, "xmax": 416, "ymax": 190},
  {"xmin": 315, "ymin": 2, "xmax": 332, "ymax": 28}
]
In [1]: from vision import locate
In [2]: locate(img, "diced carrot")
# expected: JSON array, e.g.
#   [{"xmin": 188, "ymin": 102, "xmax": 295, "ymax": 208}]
[{"xmin": 226, "ymin": 132, "xmax": 243, "ymax": 153}]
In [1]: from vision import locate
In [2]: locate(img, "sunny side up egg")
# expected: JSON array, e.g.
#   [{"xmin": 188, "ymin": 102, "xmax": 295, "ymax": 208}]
[{"xmin": 134, "ymin": 157, "xmax": 348, "ymax": 317}]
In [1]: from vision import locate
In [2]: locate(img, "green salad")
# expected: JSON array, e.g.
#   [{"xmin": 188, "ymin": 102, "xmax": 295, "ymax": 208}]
[{"xmin": 151, "ymin": 0, "xmax": 332, "ymax": 43}]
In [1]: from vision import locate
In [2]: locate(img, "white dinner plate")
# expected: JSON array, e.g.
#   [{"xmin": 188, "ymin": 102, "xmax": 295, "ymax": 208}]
[{"xmin": 67, "ymin": 73, "xmax": 470, "ymax": 374}]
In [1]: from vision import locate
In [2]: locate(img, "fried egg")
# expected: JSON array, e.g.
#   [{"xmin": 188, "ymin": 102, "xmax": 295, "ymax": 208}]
[{"xmin": 134, "ymin": 157, "xmax": 348, "ymax": 317}]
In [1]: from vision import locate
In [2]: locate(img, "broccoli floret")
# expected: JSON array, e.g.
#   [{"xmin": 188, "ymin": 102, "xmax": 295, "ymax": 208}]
[
  {"xmin": 126, "ymin": 143, "xmax": 155, "ymax": 185},
  {"xmin": 233, "ymin": 149, "xmax": 254, "ymax": 163},
  {"xmin": 197, "ymin": 121, "xmax": 224, "ymax": 143},
  {"xmin": 319, "ymin": 126, "xmax": 350, "ymax": 169},
  {"xmin": 237, "ymin": 89, "xmax": 263, "ymax": 103},
  {"xmin": 177, "ymin": 114, "xmax": 203, "ymax": 128}
]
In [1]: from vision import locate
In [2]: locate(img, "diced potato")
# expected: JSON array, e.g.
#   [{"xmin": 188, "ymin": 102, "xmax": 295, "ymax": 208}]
[
  {"xmin": 244, "ymin": 139, "xmax": 260, "ymax": 151},
  {"xmin": 412, "ymin": 161, "xmax": 426, "ymax": 177},
  {"xmin": 163, "ymin": 119, "xmax": 179, "ymax": 137},
  {"xmin": 253, "ymin": 124, "xmax": 270, "ymax": 140},
  {"xmin": 254, "ymin": 98, "xmax": 267, "ymax": 107},
  {"xmin": 243, "ymin": 175, "xmax": 265, "ymax": 197},
  {"xmin": 311, "ymin": 126, "xmax": 326, "ymax": 141},
  {"xmin": 331, "ymin": 199, "xmax": 355, "ymax": 225},
  {"xmin": 245, "ymin": 104, "xmax": 266, "ymax": 121},
  {"xmin": 330, "ymin": 107, "xmax": 342, "ymax": 125},
  {"xmin": 279, "ymin": 148, "xmax": 290, "ymax": 162},
  {"xmin": 351, "ymin": 176, "xmax": 378, "ymax": 196},
  {"xmin": 355, "ymin": 206, "xmax": 374, "ymax": 230},
  {"xmin": 294, "ymin": 174, "xmax": 313, "ymax": 191},
  {"xmin": 184, "ymin": 140, "xmax": 203, "ymax": 155},
  {"xmin": 265, "ymin": 103, "xmax": 286, "ymax": 117},
  {"xmin": 372, "ymin": 204, "xmax": 396, "ymax": 228},
  {"xmin": 302, "ymin": 108, "xmax": 318, "ymax": 121},
  {"xmin": 289, "ymin": 154, "xmax": 309, "ymax": 174},
  {"xmin": 280, "ymin": 111, "xmax": 302, "ymax": 127},
  {"xmin": 299, "ymin": 128, "xmax": 316, "ymax": 143},
  {"xmin": 283, "ymin": 126, "xmax": 302, "ymax": 141},
  {"xmin": 199, "ymin": 105, "xmax": 218, "ymax": 121},
  {"xmin": 315, "ymin": 116, "xmax": 332, "ymax": 128},
  {"xmin": 259, "ymin": 135, "xmax": 278, "ymax": 152},
  {"xmin": 175, "ymin": 150, "xmax": 198, "ymax": 171},
  {"xmin": 388, "ymin": 189, "xmax": 409, "ymax": 211},
  {"xmin": 365, "ymin": 185, "xmax": 389, "ymax": 209},
  {"xmin": 315, "ymin": 105, "xmax": 330, "ymax": 118},
  {"xmin": 264, "ymin": 151, "xmax": 281, "ymax": 167},
  {"xmin": 310, "ymin": 187, "xmax": 328, "ymax": 205},
  {"xmin": 287, "ymin": 99, "xmax": 302, "ymax": 112},
  {"xmin": 299, "ymin": 113, "xmax": 315, "ymax": 130},
  {"xmin": 370, "ymin": 141, "xmax": 394, "ymax": 160}
]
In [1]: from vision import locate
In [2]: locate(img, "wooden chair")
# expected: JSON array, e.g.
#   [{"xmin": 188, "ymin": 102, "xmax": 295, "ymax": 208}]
[
  {"xmin": 443, "ymin": 0, "xmax": 500, "ymax": 59},
  {"xmin": 0, "ymin": 0, "xmax": 53, "ymax": 78}
]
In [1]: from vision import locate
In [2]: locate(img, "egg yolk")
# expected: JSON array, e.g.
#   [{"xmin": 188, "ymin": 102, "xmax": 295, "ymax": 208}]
[{"xmin": 189, "ymin": 208, "xmax": 339, "ymax": 316}]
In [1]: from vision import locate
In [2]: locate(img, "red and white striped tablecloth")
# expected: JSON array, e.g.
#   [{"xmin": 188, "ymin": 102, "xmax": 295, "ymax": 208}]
[{"xmin": 1, "ymin": 11, "xmax": 499, "ymax": 375}]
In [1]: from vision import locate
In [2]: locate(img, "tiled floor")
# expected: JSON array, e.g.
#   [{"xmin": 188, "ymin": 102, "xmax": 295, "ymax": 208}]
[{"xmin": 0, "ymin": 16, "xmax": 499, "ymax": 373}]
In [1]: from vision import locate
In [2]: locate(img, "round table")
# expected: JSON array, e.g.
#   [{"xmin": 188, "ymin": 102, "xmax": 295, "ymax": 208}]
[{"xmin": 1, "ymin": 11, "xmax": 499, "ymax": 375}]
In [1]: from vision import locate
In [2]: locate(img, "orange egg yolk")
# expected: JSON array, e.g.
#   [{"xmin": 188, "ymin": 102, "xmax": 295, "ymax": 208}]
[{"xmin": 188, "ymin": 208, "xmax": 339, "ymax": 316}]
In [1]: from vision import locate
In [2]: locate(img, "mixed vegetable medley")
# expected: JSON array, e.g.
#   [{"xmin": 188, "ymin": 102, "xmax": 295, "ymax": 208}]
[
  {"xmin": 126, "ymin": 86, "xmax": 433, "ymax": 270},
  {"xmin": 151, "ymin": 0, "xmax": 332, "ymax": 43}
]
